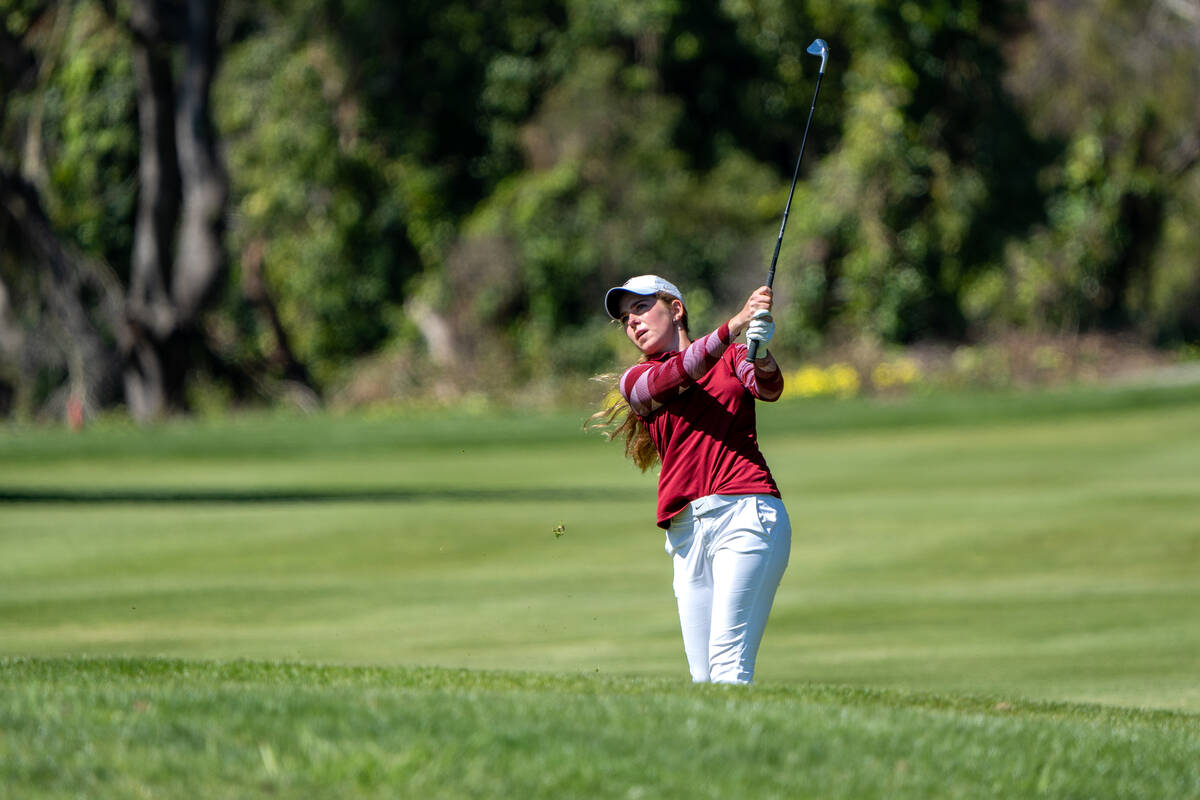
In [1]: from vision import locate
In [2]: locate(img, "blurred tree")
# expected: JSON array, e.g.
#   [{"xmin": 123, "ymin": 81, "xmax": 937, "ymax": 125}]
[
  {"xmin": 1, "ymin": 1, "xmax": 129, "ymax": 418},
  {"xmin": 4, "ymin": 0, "xmax": 1198, "ymax": 418},
  {"xmin": 431, "ymin": 0, "xmax": 1057, "ymax": 378},
  {"xmin": 737, "ymin": 0, "xmax": 1053, "ymax": 346},
  {"xmin": 439, "ymin": 48, "xmax": 779, "ymax": 387},
  {"xmin": 214, "ymin": 0, "xmax": 569, "ymax": 386},
  {"xmin": 1004, "ymin": 0, "xmax": 1200, "ymax": 341},
  {"xmin": 216, "ymin": 13, "xmax": 406, "ymax": 388},
  {"xmin": 121, "ymin": 0, "xmax": 229, "ymax": 418},
  {"xmin": 1, "ymin": 0, "xmax": 230, "ymax": 421}
]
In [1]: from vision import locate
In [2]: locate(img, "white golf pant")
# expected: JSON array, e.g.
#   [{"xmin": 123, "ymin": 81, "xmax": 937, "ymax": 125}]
[{"xmin": 665, "ymin": 493, "xmax": 791, "ymax": 685}]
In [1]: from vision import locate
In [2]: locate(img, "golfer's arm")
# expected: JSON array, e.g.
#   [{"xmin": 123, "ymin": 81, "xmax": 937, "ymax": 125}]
[
  {"xmin": 735, "ymin": 351, "xmax": 784, "ymax": 401},
  {"xmin": 621, "ymin": 324, "xmax": 733, "ymax": 416}
]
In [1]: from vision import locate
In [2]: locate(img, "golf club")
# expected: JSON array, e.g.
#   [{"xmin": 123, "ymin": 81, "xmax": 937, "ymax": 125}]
[{"xmin": 747, "ymin": 37, "xmax": 829, "ymax": 363}]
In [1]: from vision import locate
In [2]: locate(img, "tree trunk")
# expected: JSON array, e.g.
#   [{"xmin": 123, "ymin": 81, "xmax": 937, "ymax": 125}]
[
  {"xmin": 173, "ymin": 0, "xmax": 226, "ymax": 321},
  {"xmin": 123, "ymin": 0, "xmax": 227, "ymax": 421},
  {"xmin": 125, "ymin": 0, "xmax": 181, "ymax": 418}
]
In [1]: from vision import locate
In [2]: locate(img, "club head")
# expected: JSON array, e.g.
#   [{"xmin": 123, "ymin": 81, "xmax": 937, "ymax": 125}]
[{"xmin": 807, "ymin": 38, "xmax": 829, "ymax": 74}]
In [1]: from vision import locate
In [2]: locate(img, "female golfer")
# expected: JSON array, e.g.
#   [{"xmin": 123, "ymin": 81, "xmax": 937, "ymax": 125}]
[{"xmin": 594, "ymin": 274, "xmax": 790, "ymax": 684}]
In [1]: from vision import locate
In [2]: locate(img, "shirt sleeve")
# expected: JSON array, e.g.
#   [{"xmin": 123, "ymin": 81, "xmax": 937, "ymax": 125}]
[
  {"xmin": 619, "ymin": 324, "xmax": 733, "ymax": 416},
  {"xmin": 731, "ymin": 344, "xmax": 785, "ymax": 401}
]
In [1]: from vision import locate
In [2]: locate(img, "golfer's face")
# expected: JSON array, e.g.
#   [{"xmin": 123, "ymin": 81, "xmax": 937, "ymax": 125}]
[{"xmin": 619, "ymin": 295, "xmax": 675, "ymax": 355}]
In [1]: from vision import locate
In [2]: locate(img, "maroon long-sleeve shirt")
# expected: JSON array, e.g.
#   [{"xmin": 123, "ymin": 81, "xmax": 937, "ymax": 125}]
[{"xmin": 619, "ymin": 323, "xmax": 785, "ymax": 528}]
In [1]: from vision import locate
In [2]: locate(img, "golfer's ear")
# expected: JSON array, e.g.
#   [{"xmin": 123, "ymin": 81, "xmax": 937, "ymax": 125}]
[{"xmin": 670, "ymin": 299, "xmax": 684, "ymax": 322}]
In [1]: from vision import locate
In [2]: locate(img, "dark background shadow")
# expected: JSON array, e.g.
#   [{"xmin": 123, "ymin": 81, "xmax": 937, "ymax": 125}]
[{"xmin": 0, "ymin": 486, "xmax": 650, "ymax": 505}]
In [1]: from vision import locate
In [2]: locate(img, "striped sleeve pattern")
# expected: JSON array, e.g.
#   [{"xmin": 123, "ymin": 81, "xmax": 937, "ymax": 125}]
[
  {"xmin": 619, "ymin": 324, "xmax": 732, "ymax": 416},
  {"xmin": 733, "ymin": 348, "xmax": 785, "ymax": 401}
]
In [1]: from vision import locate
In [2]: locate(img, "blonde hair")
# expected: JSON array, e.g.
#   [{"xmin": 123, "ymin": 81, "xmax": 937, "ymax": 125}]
[
  {"xmin": 586, "ymin": 378, "xmax": 659, "ymax": 472},
  {"xmin": 586, "ymin": 292, "xmax": 688, "ymax": 472}
]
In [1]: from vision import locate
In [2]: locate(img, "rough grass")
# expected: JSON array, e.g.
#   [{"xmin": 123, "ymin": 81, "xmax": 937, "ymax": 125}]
[{"xmin": 2, "ymin": 657, "xmax": 1197, "ymax": 799}]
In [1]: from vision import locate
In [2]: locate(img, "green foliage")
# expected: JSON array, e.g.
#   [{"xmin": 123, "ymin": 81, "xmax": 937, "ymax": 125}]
[
  {"xmin": 214, "ymin": 0, "xmax": 574, "ymax": 384},
  {"xmin": 327, "ymin": 0, "xmax": 566, "ymax": 207},
  {"xmin": 433, "ymin": 0, "xmax": 1065, "ymax": 375},
  {"xmin": 1003, "ymin": 0, "xmax": 1200, "ymax": 339},
  {"xmin": 450, "ymin": 48, "xmax": 780, "ymax": 379},
  {"xmin": 217, "ymin": 21, "xmax": 416, "ymax": 382},
  {"xmin": 754, "ymin": 1, "xmax": 1049, "ymax": 345},
  {"xmin": 10, "ymin": 2, "xmax": 138, "ymax": 274},
  {"xmin": 5, "ymin": 0, "xmax": 1200, "ymax": 411}
]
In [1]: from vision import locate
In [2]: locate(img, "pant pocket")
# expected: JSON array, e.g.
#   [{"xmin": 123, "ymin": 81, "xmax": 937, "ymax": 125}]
[
  {"xmin": 665, "ymin": 517, "xmax": 695, "ymax": 556},
  {"xmin": 753, "ymin": 496, "xmax": 779, "ymax": 534}
]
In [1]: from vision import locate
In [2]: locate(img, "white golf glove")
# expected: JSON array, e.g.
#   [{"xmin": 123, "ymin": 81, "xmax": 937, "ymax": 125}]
[{"xmin": 746, "ymin": 308, "xmax": 774, "ymax": 356}]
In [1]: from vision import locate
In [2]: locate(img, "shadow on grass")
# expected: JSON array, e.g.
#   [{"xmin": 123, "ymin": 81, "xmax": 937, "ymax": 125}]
[{"xmin": 0, "ymin": 486, "xmax": 650, "ymax": 505}]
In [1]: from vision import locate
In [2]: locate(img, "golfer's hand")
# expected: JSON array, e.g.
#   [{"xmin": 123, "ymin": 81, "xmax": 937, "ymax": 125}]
[
  {"xmin": 746, "ymin": 309, "xmax": 775, "ymax": 352},
  {"xmin": 731, "ymin": 286, "xmax": 773, "ymax": 337}
]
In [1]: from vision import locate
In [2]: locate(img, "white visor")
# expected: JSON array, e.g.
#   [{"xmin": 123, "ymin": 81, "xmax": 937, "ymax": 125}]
[{"xmin": 604, "ymin": 275, "xmax": 685, "ymax": 319}]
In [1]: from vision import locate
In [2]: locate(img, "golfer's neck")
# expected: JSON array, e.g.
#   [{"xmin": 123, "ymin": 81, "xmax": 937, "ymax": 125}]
[{"xmin": 646, "ymin": 328, "xmax": 689, "ymax": 357}]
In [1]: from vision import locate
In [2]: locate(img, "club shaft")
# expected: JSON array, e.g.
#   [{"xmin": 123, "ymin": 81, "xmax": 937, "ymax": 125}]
[{"xmin": 747, "ymin": 70, "xmax": 824, "ymax": 363}]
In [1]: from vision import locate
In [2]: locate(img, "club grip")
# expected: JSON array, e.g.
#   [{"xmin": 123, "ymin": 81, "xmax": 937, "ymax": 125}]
[{"xmin": 745, "ymin": 340, "xmax": 761, "ymax": 363}]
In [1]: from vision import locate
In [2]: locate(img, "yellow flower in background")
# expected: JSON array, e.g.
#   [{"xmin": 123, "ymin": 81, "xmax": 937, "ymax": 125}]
[
  {"xmin": 782, "ymin": 363, "xmax": 861, "ymax": 399},
  {"xmin": 827, "ymin": 363, "xmax": 861, "ymax": 397},
  {"xmin": 788, "ymin": 366, "xmax": 830, "ymax": 398}
]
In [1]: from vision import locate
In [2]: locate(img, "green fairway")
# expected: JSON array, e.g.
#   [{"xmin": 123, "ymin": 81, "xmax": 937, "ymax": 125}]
[{"xmin": 2, "ymin": 384, "xmax": 1199, "ymax": 713}]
